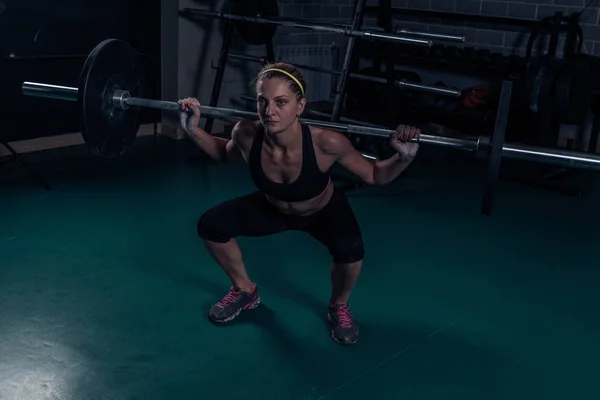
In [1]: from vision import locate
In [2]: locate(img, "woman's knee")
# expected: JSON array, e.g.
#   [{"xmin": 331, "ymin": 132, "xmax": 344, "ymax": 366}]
[
  {"xmin": 197, "ymin": 207, "xmax": 232, "ymax": 243},
  {"xmin": 329, "ymin": 235, "xmax": 365, "ymax": 264}
]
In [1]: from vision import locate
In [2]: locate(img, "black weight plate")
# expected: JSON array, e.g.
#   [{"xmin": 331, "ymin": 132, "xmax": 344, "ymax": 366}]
[
  {"xmin": 231, "ymin": 0, "xmax": 279, "ymax": 45},
  {"xmin": 554, "ymin": 57, "xmax": 592, "ymax": 125},
  {"xmin": 79, "ymin": 39, "xmax": 141, "ymax": 158},
  {"xmin": 481, "ymin": 80, "xmax": 512, "ymax": 216}
]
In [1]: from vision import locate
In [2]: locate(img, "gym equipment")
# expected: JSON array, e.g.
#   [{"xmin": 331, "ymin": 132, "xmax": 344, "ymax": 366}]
[
  {"xmin": 180, "ymin": 7, "xmax": 433, "ymax": 47},
  {"xmin": 180, "ymin": 0, "xmax": 465, "ymax": 46},
  {"xmin": 525, "ymin": 11, "xmax": 592, "ymax": 126},
  {"xmin": 227, "ymin": 52, "xmax": 461, "ymax": 97},
  {"xmin": 186, "ymin": 0, "xmax": 465, "ymax": 133},
  {"xmin": 79, "ymin": 39, "xmax": 142, "ymax": 159},
  {"xmin": 20, "ymin": 39, "xmax": 600, "ymax": 214},
  {"xmin": 481, "ymin": 81, "xmax": 511, "ymax": 216},
  {"xmin": 525, "ymin": 55, "xmax": 592, "ymax": 126}
]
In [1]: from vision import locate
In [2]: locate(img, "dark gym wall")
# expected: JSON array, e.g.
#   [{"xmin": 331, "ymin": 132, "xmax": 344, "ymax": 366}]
[{"xmin": 0, "ymin": 0, "xmax": 161, "ymax": 142}]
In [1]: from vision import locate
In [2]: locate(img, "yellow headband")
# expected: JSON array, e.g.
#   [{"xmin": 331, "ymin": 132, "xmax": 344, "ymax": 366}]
[{"xmin": 260, "ymin": 68, "xmax": 304, "ymax": 96}]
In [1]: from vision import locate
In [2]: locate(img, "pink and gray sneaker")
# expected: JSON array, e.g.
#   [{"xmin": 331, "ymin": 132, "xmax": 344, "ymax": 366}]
[
  {"xmin": 328, "ymin": 302, "xmax": 360, "ymax": 345},
  {"xmin": 208, "ymin": 283, "xmax": 260, "ymax": 323}
]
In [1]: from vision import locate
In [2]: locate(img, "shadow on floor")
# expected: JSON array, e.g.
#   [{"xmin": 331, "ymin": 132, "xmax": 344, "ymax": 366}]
[{"xmin": 146, "ymin": 258, "xmax": 508, "ymax": 399}]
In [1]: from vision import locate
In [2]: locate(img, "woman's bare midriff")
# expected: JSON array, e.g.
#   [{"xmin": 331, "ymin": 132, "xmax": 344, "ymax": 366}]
[{"xmin": 265, "ymin": 180, "xmax": 334, "ymax": 216}]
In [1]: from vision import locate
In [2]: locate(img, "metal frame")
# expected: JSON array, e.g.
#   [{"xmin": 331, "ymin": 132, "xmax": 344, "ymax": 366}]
[
  {"xmin": 182, "ymin": 0, "xmax": 462, "ymax": 134},
  {"xmin": 481, "ymin": 80, "xmax": 512, "ymax": 215},
  {"xmin": 203, "ymin": 20, "xmax": 234, "ymax": 134},
  {"xmin": 331, "ymin": 0, "xmax": 367, "ymax": 122},
  {"xmin": 228, "ymin": 51, "xmax": 461, "ymax": 97}
]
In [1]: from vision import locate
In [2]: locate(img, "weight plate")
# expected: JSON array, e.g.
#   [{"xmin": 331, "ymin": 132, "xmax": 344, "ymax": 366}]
[
  {"xmin": 231, "ymin": 0, "xmax": 279, "ymax": 45},
  {"xmin": 78, "ymin": 39, "xmax": 141, "ymax": 158},
  {"xmin": 554, "ymin": 57, "xmax": 592, "ymax": 125},
  {"xmin": 481, "ymin": 80, "xmax": 513, "ymax": 216}
]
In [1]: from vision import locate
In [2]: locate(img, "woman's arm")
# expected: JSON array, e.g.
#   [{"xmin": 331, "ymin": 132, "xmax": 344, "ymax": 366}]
[
  {"xmin": 179, "ymin": 97, "xmax": 250, "ymax": 163},
  {"xmin": 320, "ymin": 127, "xmax": 418, "ymax": 185},
  {"xmin": 188, "ymin": 120, "xmax": 252, "ymax": 163},
  {"xmin": 187, "ymin": 126, "xmax": 229, "ymax": 162},
  {"xmin": 371, "ymin": 152, "xmax": 415, "ymax": 184}
]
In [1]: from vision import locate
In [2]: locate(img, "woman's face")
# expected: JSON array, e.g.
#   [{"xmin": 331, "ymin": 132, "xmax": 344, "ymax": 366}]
[{"xmin": 256, "ymin": 77, "xmax": 305, "ymax": 134}]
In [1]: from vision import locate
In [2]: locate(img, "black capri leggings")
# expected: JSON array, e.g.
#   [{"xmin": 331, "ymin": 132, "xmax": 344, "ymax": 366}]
[{"xmin": 197, "ymin": 189, "xmax": 365, "ymax": 264}]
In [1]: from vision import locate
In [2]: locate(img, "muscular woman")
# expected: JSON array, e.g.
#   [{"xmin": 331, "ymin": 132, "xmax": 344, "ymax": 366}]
[{"xmin": 178, "ymin": 62, "xmax": 420, "ymax": 345}]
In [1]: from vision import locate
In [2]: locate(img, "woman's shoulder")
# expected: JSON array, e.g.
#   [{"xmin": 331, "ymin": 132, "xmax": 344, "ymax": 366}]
[
  {"xmin": 233, "ymin": 119, "xmax": 261, "ymax": 132},
  {"xmin": 307, "ymin": 124, "xmax": 351, "ymax": 155},
  {"xmin": 231, "ymin": 119, "xmax": 260, "ymax": 148}
]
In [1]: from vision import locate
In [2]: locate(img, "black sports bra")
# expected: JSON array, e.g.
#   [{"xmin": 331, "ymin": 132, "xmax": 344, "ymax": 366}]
[{"xmin": 248, "ymin": 123, "xmax": 330, "ymax": 202}]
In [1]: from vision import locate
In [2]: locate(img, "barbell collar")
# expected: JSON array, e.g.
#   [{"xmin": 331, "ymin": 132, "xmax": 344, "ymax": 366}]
[
  {"xmin": 112, "ymin": 90, "xmax": 130, "ymax": 110},
  {"xmin": 476, "ymin": 136, "xmax": 491, "ymax": 155}
]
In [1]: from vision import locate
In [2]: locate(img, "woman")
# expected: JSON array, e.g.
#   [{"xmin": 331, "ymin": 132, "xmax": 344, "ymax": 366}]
[{"xmin": 178, "ymin": 62, "xmax": 420, "ymax": 345}]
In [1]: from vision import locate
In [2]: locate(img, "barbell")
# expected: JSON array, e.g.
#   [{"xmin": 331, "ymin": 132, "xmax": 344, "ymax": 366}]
[
  {"xmin": 20, "ymin": 39, "xmax": 600, "ymax": 214},
  {"xmin": 180, "ymin": 0, "xmax": 465, "ymax": 47}
]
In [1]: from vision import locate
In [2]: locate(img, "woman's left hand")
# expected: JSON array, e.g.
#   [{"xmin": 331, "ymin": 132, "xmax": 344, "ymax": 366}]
[{"xmin": 390, "ymin": 124, "xmax": 420, "ymax": 159}]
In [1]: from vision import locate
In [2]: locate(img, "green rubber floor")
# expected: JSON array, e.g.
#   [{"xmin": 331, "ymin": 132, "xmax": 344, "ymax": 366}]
[{"xmin": 1, "ymin": 136, "xmax": 599, "ymax": 400}]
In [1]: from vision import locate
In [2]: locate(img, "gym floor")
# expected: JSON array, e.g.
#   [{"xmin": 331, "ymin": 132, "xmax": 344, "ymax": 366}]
[{"xmin": 1, "ymin": 135, "xmax": 599, "ymax": 400}]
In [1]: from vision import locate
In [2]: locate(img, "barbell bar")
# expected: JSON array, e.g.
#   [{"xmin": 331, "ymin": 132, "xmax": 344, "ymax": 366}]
[
  {"xmin": 18, "ymin": 39, "xmax": 600, "ymax": 216},
  {"xmin": 180, "ymin": 8, "xmax": 433, "ymax": 47},
  {"xmin": 22, "ymin": 81, "xmax": 473, "ymax": 149},
  {"xmin": 21, "ymin": 80, "xmax": 600, "ymax": 171},
  {"xmin": 396, "ymin": 28, "xmax": 465, "ymax": 43}
]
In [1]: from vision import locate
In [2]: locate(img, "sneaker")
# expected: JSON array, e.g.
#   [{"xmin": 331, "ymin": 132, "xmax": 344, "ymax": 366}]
[
  {"xmin": 208, "ymin": 284, "xmax": 260, "ymax": 323},
  {"xmin": 328, "ymin": 302, "xmax": 359, "ymax": 345}
]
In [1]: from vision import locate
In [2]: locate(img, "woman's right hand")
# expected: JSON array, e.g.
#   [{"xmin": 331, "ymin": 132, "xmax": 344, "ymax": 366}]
[{"xmin": 178, "ymin": 97, "xmax": 202, "ymax": 133}]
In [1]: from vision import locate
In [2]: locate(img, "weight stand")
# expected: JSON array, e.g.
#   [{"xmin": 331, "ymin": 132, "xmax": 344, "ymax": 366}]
[
  {"xmin": 481, "ymin": 80, "xmax": 512, "ymax": 216},
  {"xmin": 330, "ymin": 0, "xmax": 367, "ymax": 122},
  {"xmin": 518, "ymin": 11, "xmax": 591, "ymax": 196},
  {"xmin": 204, "ymin": 20, "xmax": 234, "ymax": 134},
  {"xmin": 0, "ymin": 137, "xmax": 51, "ymax": 190},
  {"xmin": 329, "ymin": 0, "xmax": 369, "ymax": 192}
]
